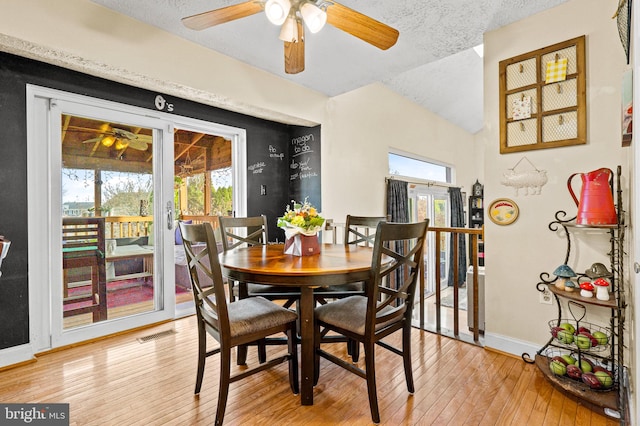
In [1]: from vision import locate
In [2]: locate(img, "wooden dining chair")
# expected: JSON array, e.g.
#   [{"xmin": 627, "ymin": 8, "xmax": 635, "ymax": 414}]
[
  {"xmin": 179, "ymin": 222, "xmax": 299, "ymax": 426},
  {"xmin": 218, "ymin": 215, "xmax": 301, "ymax": 307},
  {"xmin": 316, "ymin": 215, "xmax": 387, "ymax": 361},
  {"xmin": 313, "ymin": 220, "xmax": 429, "ymax": 424}
]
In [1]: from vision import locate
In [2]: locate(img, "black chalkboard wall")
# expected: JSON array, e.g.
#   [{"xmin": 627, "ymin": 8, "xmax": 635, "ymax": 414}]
[
  {"xmin": 0, "ymin": 52, "xmax": 320, "ymax": 351},
  {"xmin": 288, "ymin": 126, "xmax": 322, "ymax": 207}
]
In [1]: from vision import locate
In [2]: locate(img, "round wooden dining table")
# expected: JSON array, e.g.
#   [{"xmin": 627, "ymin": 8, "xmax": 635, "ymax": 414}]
[{"xmin": 219, "ymin": 243, "xmax": 374, "ymax": 406}]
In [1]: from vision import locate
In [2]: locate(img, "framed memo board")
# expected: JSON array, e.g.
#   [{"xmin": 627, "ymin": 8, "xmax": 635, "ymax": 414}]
[{"xmin": 499, "ymin": 36, "xmax": 586, "ymax": 154}]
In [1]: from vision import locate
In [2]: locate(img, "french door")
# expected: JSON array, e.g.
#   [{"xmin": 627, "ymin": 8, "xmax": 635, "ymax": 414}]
[{"xmin": 409, "ymin": 185, "xmax": 450, "ymax": 295}]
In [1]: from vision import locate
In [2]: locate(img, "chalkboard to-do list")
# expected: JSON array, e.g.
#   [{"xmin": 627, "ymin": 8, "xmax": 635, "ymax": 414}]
[{"xmin": 289, "ymin": 125, "xmax": 321, "ymax": 209}]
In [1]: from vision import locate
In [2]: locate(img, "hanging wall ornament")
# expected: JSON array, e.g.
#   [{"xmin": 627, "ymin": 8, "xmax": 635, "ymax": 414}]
[{"xmin": 500, "ymin": 157, "xmax": 548, "ymax": 196}]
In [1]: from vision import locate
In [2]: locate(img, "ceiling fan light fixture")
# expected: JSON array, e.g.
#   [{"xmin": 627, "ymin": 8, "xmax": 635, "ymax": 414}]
[
  {"xmin": 278, "ymin": 15, "xmax": 299, "ymax": 42},
  {"xmin": 101, "ymin": 135, "xmax": 116, "ymax": 147},
  {"xmin": 114, "ymin": 139, "xmax": 129, "ymax": 150},
  {"xmin": 300, "ymin": 2, "xmax": 326, "ymax": 34},
  {"xmin": 265, "ymin": 0, "xmax": 291, "ymax": 26}
]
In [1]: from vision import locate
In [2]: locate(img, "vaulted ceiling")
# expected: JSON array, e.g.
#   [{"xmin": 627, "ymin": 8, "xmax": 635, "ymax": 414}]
[{"xmin": 89, "ymin": 0, "xmax": 568, "ymax": 134}]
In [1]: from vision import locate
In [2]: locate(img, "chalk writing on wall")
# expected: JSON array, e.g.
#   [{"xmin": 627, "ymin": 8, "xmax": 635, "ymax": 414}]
[
  {"xmin": 269, "ymin": 145, "xmax": 285, "ymax": 160},
  {"xmin": 248, "ymin": 162, "xmax": 266, "ymax": 174},
  {"xmin": 289, "ymin": 134, "xmax": 319, "ymax": 182},
  {"xmin": 289, "ymin": 128, "xmax": 321, "ymax": 206}
]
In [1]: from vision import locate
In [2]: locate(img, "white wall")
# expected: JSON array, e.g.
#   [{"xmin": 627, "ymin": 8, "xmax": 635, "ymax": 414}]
[
  {"xmin": 320, "ymin": 83, "xmax": 477, "ymax": 220},
  {"xmin": 481, "ymin": 0, "xmax": 632, "ymax": 361}
]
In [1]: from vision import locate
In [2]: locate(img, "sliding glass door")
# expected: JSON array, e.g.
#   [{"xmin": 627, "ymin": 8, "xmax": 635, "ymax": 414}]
[
  {"xmin": 48, "ymin": 97, "xmax": 176, "ymax": 347},
  {"xmin": 27, "ymin": 86, "xmax": 248, "ymax": 350}
]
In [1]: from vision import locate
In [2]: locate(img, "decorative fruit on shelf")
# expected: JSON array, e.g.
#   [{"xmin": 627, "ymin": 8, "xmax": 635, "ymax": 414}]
[
  {"xmin": 556, "ymin": 330, "xmax": 574, "ymax": 344},
  {"xmin": 593, "ymin": 365, "xmax": 613, "ymax": 377},
  {"xmin": 577, "ymin": 326, "xmax": 591, "ymax": 334},
  {"xmin": 575, "ymin": 333, "xmax": 592, "ymax": 350},
  {"xmin": 566, "ymin": 364, "xmax": 583, "ymax": 380},
  {"xmin": 582, "ymin": 372, "xmax": 602, "ymax": 389},
  {"xmin": 592, "ymin": 330, "xmax": 608, "ymax": 346},
  {"xmin": 578, "ymin": 331, "xmax": 598, "ymax": 347},
  {"xmin": 561, "ymin": 354, "xmax": 577, "ymax": 365},
  {"xmin": 549, "ymin": 360, "xmax": 567, "ymax": 376},
  {"xmin": 579, "ymin": 358, "xmax": 594, "ymax": 373},
  {"xmin": 559, "ymin": 322, "xmax": 576, "ymax": 334},
  {"xmin": 594, "ymin": 371, "xmax": 613, "ymax": 388},
  {"xmin": 550, "ymin": 327, "xmax": 564, "ymax": 338}
]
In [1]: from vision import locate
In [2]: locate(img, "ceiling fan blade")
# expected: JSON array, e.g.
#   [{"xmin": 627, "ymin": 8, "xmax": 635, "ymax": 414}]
[
  {"xmin": 82, "ymin": 137, "xmax": 103, "ymax": 144},
  {"xmin": 182, "ymin": 1, "xmax": 264, "ymax": 31},
  {"xmin": 127, "ymin": 139, "xmax": 149, "ymax": 151},
  {"xmin": 284, "ymin": 21, "xmax": 305, "ymax": 74},
  {"xmin": 135, "ymin": 134, "xmax": 153, "ymax": 144},
  {"xmin": 326, "ymin": 2, "xmax": 399, "ymax": 50}
]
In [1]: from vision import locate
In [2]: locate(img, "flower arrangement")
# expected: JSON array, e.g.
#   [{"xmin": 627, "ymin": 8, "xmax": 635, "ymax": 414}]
[{"xmin": 277, "ymin": 198, "xmax": 325, "ymax": 236}]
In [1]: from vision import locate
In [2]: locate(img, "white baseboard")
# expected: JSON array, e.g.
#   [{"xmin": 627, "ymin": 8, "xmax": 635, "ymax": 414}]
[
  {"xmin": 483, "ymin": 331, "xmax": 540, "ymax": 359},
  {"xmin": 0, "ymin": 344, "xmax": 35, "ymax": 369}
]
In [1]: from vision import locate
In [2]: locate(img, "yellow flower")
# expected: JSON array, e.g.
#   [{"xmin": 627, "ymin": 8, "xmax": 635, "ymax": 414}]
[
  {"xmin": 309, "ymin": 207, "xmax": 317, "ymax": 217},
  {"xmin": 291, "ymin": 216, "xmax": 305, "ymax": 227}
]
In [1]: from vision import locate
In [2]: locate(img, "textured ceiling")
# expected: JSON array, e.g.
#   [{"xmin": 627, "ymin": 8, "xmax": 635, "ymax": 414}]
[{"xmin": 89, "ymin": 0, "xmax": 568, "ymax": 134}]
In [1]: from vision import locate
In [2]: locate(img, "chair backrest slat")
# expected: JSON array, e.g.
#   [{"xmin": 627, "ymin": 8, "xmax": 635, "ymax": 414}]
[
  {"xmin": 179, "ymin": 222, "xmax": 230, "ymax": 338},
  {"xmin": 344, "ymin": 215, "xmax": 386, "ymax": 247},
  {"xmin": 366, "ymin": 220, "xmax": 429, "ymax": 333},
  {"xmin": 219, "ymin": 215, "xmax": 268, "ymax": 251}
]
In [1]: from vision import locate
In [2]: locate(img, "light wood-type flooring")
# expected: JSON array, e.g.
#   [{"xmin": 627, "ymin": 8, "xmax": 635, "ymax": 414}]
[{"xmin": 0, "ymin": 315, "xmax": 621, "ymax": 425}]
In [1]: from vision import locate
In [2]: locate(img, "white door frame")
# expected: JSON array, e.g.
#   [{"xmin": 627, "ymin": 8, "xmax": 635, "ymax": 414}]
[{"xmin": 26, "ymin": 85, "xmax": 247, "ymax": 353}]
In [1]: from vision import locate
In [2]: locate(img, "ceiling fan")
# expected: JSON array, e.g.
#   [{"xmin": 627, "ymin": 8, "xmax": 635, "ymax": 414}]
[
  {"xmin": 181, "ymin": 0, "xmax": 399, "ymax": 74},
  {"xmin": 82, "ymin": 128, "xmax": 153, "ymax": 151}
]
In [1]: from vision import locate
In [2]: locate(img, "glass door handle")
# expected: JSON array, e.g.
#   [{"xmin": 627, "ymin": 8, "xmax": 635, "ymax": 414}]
[{"xmin": 167, "ymin": 201, "xmax": 173, "ymax": 230}]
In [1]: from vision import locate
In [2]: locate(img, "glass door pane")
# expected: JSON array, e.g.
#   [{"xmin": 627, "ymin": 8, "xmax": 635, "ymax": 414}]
[
  {"xmin": 411, "ymin": 187, "xmax": 450, "ymax": 295},
  {"xmin": 61, "ymin": 114, "xmax": 157, "ymax": 329},
  {"xmin": 173, "ymin": 128, "xmax": 233, "ymax": 312}
]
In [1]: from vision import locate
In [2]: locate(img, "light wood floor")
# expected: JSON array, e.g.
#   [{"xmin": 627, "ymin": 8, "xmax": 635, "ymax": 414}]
[{"xmin": 0, "ymin": 316, "xmax": 621, "ymax": 425}]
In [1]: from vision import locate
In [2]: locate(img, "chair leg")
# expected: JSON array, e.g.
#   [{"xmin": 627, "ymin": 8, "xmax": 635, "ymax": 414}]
[
  {"xmin": 287, "ymin": 327, "xmax": 299, "ymax": 394},
  {"xmin": 403, "ymin": 324, "xmax": 415, "ymax": 393},
  {"xmin": 349, "ymin": 339, "xmax": 360, "ymax": 363},
  {"xmin": 215, "ymin": 346, "xmax": 232, "ymax": 426},
  {"xmin": 236, "ymin": 345, "xmax": 248, "ymax": 365},
  {"xmin": 195, "ymin": 324, "xmax": 207, "ymax": 394},
  {"xmin": 313, "ymin": 323, "xmax": 321, "ymax": 386},
  {"xmin": 364, "ymin": 341, "xmax": 380, "ymax": 424},
  {"xmin": 258, "ymin": 339, "xmax": 267, "ymax": 364}
]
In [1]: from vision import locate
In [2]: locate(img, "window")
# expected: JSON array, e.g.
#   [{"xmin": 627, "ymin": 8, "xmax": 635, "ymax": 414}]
[{"xmin": 388, "ymin": 152, "xmax": 451, "ymax": 183}]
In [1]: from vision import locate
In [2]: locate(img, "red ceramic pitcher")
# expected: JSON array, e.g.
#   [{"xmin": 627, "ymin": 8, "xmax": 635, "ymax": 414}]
[{"xmin": 567, "ymin": 168, "xmax": 617, "ymax": 225}]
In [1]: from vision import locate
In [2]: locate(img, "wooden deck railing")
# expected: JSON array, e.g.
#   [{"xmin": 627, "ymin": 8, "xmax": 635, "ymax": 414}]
[
  {"xmin": 181, "ymin": 215, "xmax": 225, "ymax": 230},
  {"xmin": 428, "ymin": 226, "xmax": 484, "ymax": 344},
  {"xmin": 101, "ymin": 215, "xmax": 224, "ymax": 239},
  {"xmin": 325, "ymin": 221, "xmax": 485, "ymax": 344},
  {"xmin": 104, "ymin": 216, "xmax": 152, "ymax": 239}
]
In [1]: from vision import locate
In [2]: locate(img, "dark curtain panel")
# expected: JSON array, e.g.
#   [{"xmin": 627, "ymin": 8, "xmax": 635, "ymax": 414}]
[
  {"xmin": 386, "ymin": 179, "xmax": 409, "ymax": 293},
  {"xmin": 386, "ymin": 179, "xmax": 409, "ymax": 223},
  {"xmin": 448, "ymin": 187, "xmax": 467, "ymax": 287}
]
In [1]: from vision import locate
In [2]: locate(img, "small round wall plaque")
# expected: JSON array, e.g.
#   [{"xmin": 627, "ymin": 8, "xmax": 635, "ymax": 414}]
[{"xmin": 488, "ymin": 198, "xmax": 519, "ymax": 225}]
